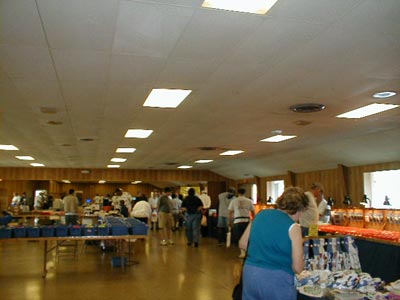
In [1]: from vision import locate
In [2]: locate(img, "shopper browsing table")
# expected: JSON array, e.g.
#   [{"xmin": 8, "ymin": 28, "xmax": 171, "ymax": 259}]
[{"xmin": 242, "ymin": 187, "xmax": 309, "ymax": 300}]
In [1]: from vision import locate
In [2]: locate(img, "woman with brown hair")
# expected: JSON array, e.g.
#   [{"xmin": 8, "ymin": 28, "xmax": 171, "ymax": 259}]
[{"xmin": 242, "ymin": 186, "xmax": 309, "ymax": 300}]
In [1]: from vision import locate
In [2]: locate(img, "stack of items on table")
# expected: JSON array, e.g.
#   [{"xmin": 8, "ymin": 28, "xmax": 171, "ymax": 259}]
[
  {"xmin": 297, "ymin": 270, "xmax": 399, "ymax": 299},
  {"xmin": 297, "ymin": 236, "xmax": 400, "ymax": 299},
  {"xmin": 319, "ymin": 225, "xmax": 400, "ymax": 243},
  {"xmin": 0, "ymin": 217, "xmax": 148, "ymax": 239}
]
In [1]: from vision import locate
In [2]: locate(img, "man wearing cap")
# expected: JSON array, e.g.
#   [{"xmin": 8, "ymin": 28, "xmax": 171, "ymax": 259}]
[{"xmin": 217, "ymin": 187, "xmax": 236, "ymax": 246}]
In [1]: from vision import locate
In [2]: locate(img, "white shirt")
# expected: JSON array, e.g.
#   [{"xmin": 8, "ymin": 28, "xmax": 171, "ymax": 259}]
[
  {"xmin": 198, "ymin": 193, "xmax": 211, "ymax": 209},
  {"xmin": 300, "ymin": 191, "xmax": 319, "ymax": 227},
  {"xmin": 131, "ymin": 201, "xmax": 152, "ymax": 218},
  {"xmin": 228, "ymin": 196, "xmax": 255, "ymax": 224}
]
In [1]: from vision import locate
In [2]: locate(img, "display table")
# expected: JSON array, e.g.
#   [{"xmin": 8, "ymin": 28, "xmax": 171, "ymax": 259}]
[
  {"xmin": 0, "ymin": 235, "xmax": 147, "ymax": 278},
  {"xmin": 318, "ymin": 225, "xmax": 400, "ymax": 283}
]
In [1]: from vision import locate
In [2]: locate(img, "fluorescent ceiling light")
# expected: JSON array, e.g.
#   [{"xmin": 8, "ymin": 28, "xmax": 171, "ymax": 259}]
[
  {"xmin": 16, "ymin": 156, "xmax": 35, "ymax": 160},
  {"xmin": 336, "ymin": 103, "xmax": 399, "ymax": 119},
  {"xmin": 111, "ymin": 158, "xmax": 127, "ymax": 163},
  {"xmin": 0, "ymin": 145, "xmax": 19, "ymax": 150},
  {"xmin": 220, "ymin": 150, "xmax": 244, "ymax": 156},
  {"xmin": 373, "ymin": 91, "xmax": 396, "ymax": 98},
  {"xmin": 107, "ymin": 164, "xmax": 120, "ymax": 168},
  {"xmin": 195, "ymin": 160, "xmax": 214, "ymax": 164},
  {"xmin": 125, "ymin": 129, "xmax": 153, "ymax": 138},
  {"xmin": 116, "ymin": 147, "xmax": 136, "ymax": 153},
  {"xmin": 131, "ymin": 181, "xmax": 142, "ymax": 184},
  {"xmin": 260, "ymin": 135, "xmax": 297, "ymax": 142},
  {"xmin": 62, "ymin": 180, "xmax": 71, "ymax": 184},
  {"xmin": 143, "ymin": 88, "xmax": 192, "ymax": 108},
  {"xmin": 202, "ymin": 0, "xmax": 278, "ymax": 14},
  {"xmin": 30, "ymin": 163, "xmax": 45, "ymax": 167},
  {"xmin": 98, "ymin": 180, "xmax": 106, "ymax": 184},
  {"xmin": 178, "ymin": 165, "xmax": 193, "ymax": 169}
]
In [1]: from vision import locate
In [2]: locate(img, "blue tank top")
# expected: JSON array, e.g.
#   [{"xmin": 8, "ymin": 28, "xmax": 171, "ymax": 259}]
[{"xmin": 246, "ymin": 209, "xmax": 295, "ymax": 275}]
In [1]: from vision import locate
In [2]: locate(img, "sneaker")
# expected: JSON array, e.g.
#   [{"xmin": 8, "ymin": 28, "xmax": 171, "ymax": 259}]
[
  {"xmin": 160, "ymin": 240, "xmax": 168, "ymax": 246},
  {"xmin": 168, "ymin": 240, "xmax": 174, "ymax": 245}
]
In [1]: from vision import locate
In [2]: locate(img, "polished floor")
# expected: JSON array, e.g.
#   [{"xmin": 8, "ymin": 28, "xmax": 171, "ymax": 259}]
[{"xmin": 0, "ymin": 230, "xmax": 243, "ymax": 300}]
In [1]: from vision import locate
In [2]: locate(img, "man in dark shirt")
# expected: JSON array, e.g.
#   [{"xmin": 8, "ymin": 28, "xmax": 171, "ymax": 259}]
[{"xmin": 181, "ymin": 188, "xmax": 203, "ymax": 247}]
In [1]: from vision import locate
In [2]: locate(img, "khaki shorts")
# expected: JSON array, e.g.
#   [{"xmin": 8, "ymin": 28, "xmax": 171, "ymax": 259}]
[{"xmin": 158, "ymin": 212, "xmax": 173, "ymax": 229}]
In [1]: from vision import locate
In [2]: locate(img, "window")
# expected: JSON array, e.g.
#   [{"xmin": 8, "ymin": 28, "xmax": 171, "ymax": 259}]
[
  {"xmin": 251, "ymin": 184, "xmax": 257, "ymax": 204},
  {"xmin": 266, "ymin": 180, "xmax": 284, "ymax": 203},
  {"xmin": 363, "ymin": 170, "xmax": 400, "ymax": 209}
]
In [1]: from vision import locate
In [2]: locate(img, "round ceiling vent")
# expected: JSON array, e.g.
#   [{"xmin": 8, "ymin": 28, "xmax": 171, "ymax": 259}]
[
  {"xmin": 290, "ymin": 103, "xmax": 326, "ymax": 113},
  {"xmin": 198, "ymin": 146, "xmax": 218, "ymax": 151},
  {"xmin": 80, "ymin": 138, "xmax": 95, "ymax": 142}
]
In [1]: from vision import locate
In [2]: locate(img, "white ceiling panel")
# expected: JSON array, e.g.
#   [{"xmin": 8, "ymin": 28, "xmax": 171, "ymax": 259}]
[
  {"xmin": 0, "ymin": 45, "xmax": 56, "ymax": 80},
  {"xmin": 0, "ymin": 0, "xmax": 399, "ymax": 180},
  {"xmin": 51, "ymin": 49, "xmax": 110, "ymax": 82},
  {"xmin": 0, "ymin": 0, "xmax": 47, "ymax": 47},
  {"xmin": 112, "ymin": 1, "xmax": 194, "ymax": 57},
  {"xmin": 109, "ymin": 54, "xmax": 166, "ymax": 83},
  {"xmin": 37, "ymin": 0, "xmax": 119, "ymax": 51}
]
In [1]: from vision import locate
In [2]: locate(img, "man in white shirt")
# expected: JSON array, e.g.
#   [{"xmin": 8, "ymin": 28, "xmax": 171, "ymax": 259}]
[
  {"xmin": 198, "ymin": 190, "xmax": 211, "ymax": 236},
  {"xmin": 300, "ymin": 182, "xmax": 322, "ymax": 236}
]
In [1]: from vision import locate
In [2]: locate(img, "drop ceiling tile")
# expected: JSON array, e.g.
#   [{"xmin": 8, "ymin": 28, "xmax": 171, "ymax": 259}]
[
  {"xmin": 112, "ymin": 1, "xmax": 194, "ymax": 57},
  {"xmin": 169, "ymin": 9, "xmax": 262, "ymax": 61},
  {"xmin": 0, "ymin": 0, "xmax": 47, "ymax": 47},
  {"xmin": 52, "ymin": 49, "xmax": 110, "ymax": 81},
  {"xmin": 12, "ymin": 80, "xmax": 64, "ymax": 107},
  {"xmin": 37, "ymin": 0, "xmax": 119, "ymax": 51},
  {"xmin": 0, "ymin": 45, "xmax": 56, "ymax": 80},
  {"xmin": 109, "ymin": 54, "xmax": 166, "ymax": 84}
]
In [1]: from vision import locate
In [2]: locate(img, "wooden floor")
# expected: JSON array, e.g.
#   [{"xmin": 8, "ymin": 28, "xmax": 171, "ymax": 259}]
[{"xmin": 0, "ymin": 230, "xmax": 242, "ymax": 300}]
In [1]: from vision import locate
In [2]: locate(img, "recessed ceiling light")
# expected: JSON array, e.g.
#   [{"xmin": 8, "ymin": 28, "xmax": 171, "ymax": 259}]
[
  {"xmin": 202, "ymin": 0, "xmax": 278, "ymax": 14},
  {"xmin": 260, "ymin": 135, "xmax": 297, "ymax": 142},
  {"xmin": 62, "ymin": 180, "xmax": 71, "ymax": 184},
  {"xmin": 111, "ymin": 158, "xmax": 127, "ymax": 163},
  {"xmin": 220, "ymin": 150, "xmax": 244, "ymax": 156},
  {"xmin": 131, "ymin": 181, "xmax": 142, "ymax": 184},
  {"xmin": 178, "ymin": 165, "xmax": 193, "ymax": 169},
  {"xmin": 116, "ymin": 147, "xmax": 136, "ymax": 153},
  {"xmin": 195, "ymin": 160, "xmax": 214, "ymax": 164},
  {"xmin": 16, "ymin": 156, "xmax": 35, "ymax": 160},
  {"xmin": 30, "ymin": 163, "xmax": 45, "ymax": 167},
  {"xmin": 336, "ymin": 103, "xmax": 399, "ymax": 119},
  {"xmin": 373, "ymin": 91, "xmax": 396, "ymax": 98},
  {"xmin": 0, "ymin": 145, "xmax": 19, "ymax": 151},
  {"xmin": 98, "ymin": 180, "xmax": 106, "ymax": 184},
  {"xmin": 107, "ymin": 164, "xmax": 120, "ymax": 168},
  {"xmin": 125, "ymin": 129, "xmax": 153, "ymax": 138},
  {"xmin": 143, "ymin": 88, "xmax": 192, "ymax": 108}
]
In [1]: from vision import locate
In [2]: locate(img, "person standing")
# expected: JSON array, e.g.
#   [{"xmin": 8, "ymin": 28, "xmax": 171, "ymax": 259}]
[
  {"xmin": 63, "ymin": 189, "xmax": 79, "ymax": 225},
  {"xmin": 228, "ymin": 188, "xmax": 255, "ymax": 257},
  {"xmin": 198, "ymin": 190, "xmax": 211, "ymax": 236},
  {"xmin": 158, "ymin": 187, "xmax": 174, "ymax": 246},
  {"xmin": 148, "ymin": 190, "xmax": 160, "ymax": 230},
  {"xmin": 300, "ymin": 183, "xmax": 320, "ymax": 236},
  {"xmin": 217, "ymin": 187, "xmax": 236, "ymax": 246},
  {"xmin": 131, "ymin": 199, "xmax": 152, "ymax": 224},
  {"xmin": 181, "ymin": 188, "xmax": 203, "ymax": 247},
  {"xmin": 242, "ymin": 187, "xmax": 309, "ymax": 300}
]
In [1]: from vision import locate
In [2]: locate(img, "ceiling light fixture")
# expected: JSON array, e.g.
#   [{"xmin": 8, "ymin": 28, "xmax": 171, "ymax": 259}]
[
  {"xmin": 0, "ymin": 145, "xmax": 19, "ymax": 151},
  {"xmin": 202, "ymin": 0, "xmax": 278, "ymax": 14},
  {"xmin": 260, "ymin": 135, "xmax": 297, "ymax": 142},
  {"xmin": 373, "ymin": 91, "xmax": 396, "ymax": 98},
  {"xmin": 62, "ymin": 180, "xmax": 71, "ymax": 184},
  {"xmin": 111, "ymin": 158, "xmax": 127, "ymax": 163},
  {"xmin": 116, "ymin": 147, "xmax": 136, "ymax": 153},
  {"xmin": 125, "ymin": 129, "xmax": 153, "ymax": 138},
  {"xmin": 107, "ymin": 165, "xmax": 120, "ymax": 168},
  {"xmin": 178, "ymin": 165, "xmax": 193, "ymax": 169},
  {"xmin": 30, "ymin": 163, "xmax": 45, "ymax": 167},
  {"xmin": 131, "ymin": 181, "xmax": 142, "ymax": 184},
  {"xmin": 220, "ymin": 150, "xmax": 244, "ymax": 156},
  {"xmin": 195, "ymin": 160, "xmax": 214, "ymax": 164},
  {"xmin": 98, "ymin": 180, "xmax": 106, "ymax": 184},
  {"xmin": 336, "ymin": 103, "xmax": 399, "ymax": 119},
  {"xmin": 16, "ymin": 156, "xmax": 35, "ymax": 160},
  {"xmin": 143, "ymin": 88, "xmax": 192, "ymax": 108}
]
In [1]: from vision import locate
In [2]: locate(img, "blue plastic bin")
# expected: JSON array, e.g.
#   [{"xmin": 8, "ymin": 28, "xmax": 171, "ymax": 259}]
[
  {"xmin": 13, "ymin": 227, "xmax": 27, "ymax": 238},
  {"xmin": 41, "ymin": 226, "xmax": 54, "ymax": 237},
  {"xmin": 0, "ymin": 227, "xmax": 12, "ymax": 239},
  {"xmin": 27, "ymin": 227, "xmax": 40, "ymax": 238},
  {"xmin": 69, "ymin": 226, "xmax": 82, "ymax": 236},
  {"xmin": 55, "ymin": 226, "xmax": 68, "ymax": 237},
  {"xmin": 97, "ymin": 226, "xmax": 110, "ymax": 236}
]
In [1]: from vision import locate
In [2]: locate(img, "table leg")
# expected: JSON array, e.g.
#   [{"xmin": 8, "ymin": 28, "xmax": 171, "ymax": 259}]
[{"xmin": 42, "ymin": 240, "xmax": 48, "ymax": 278}]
